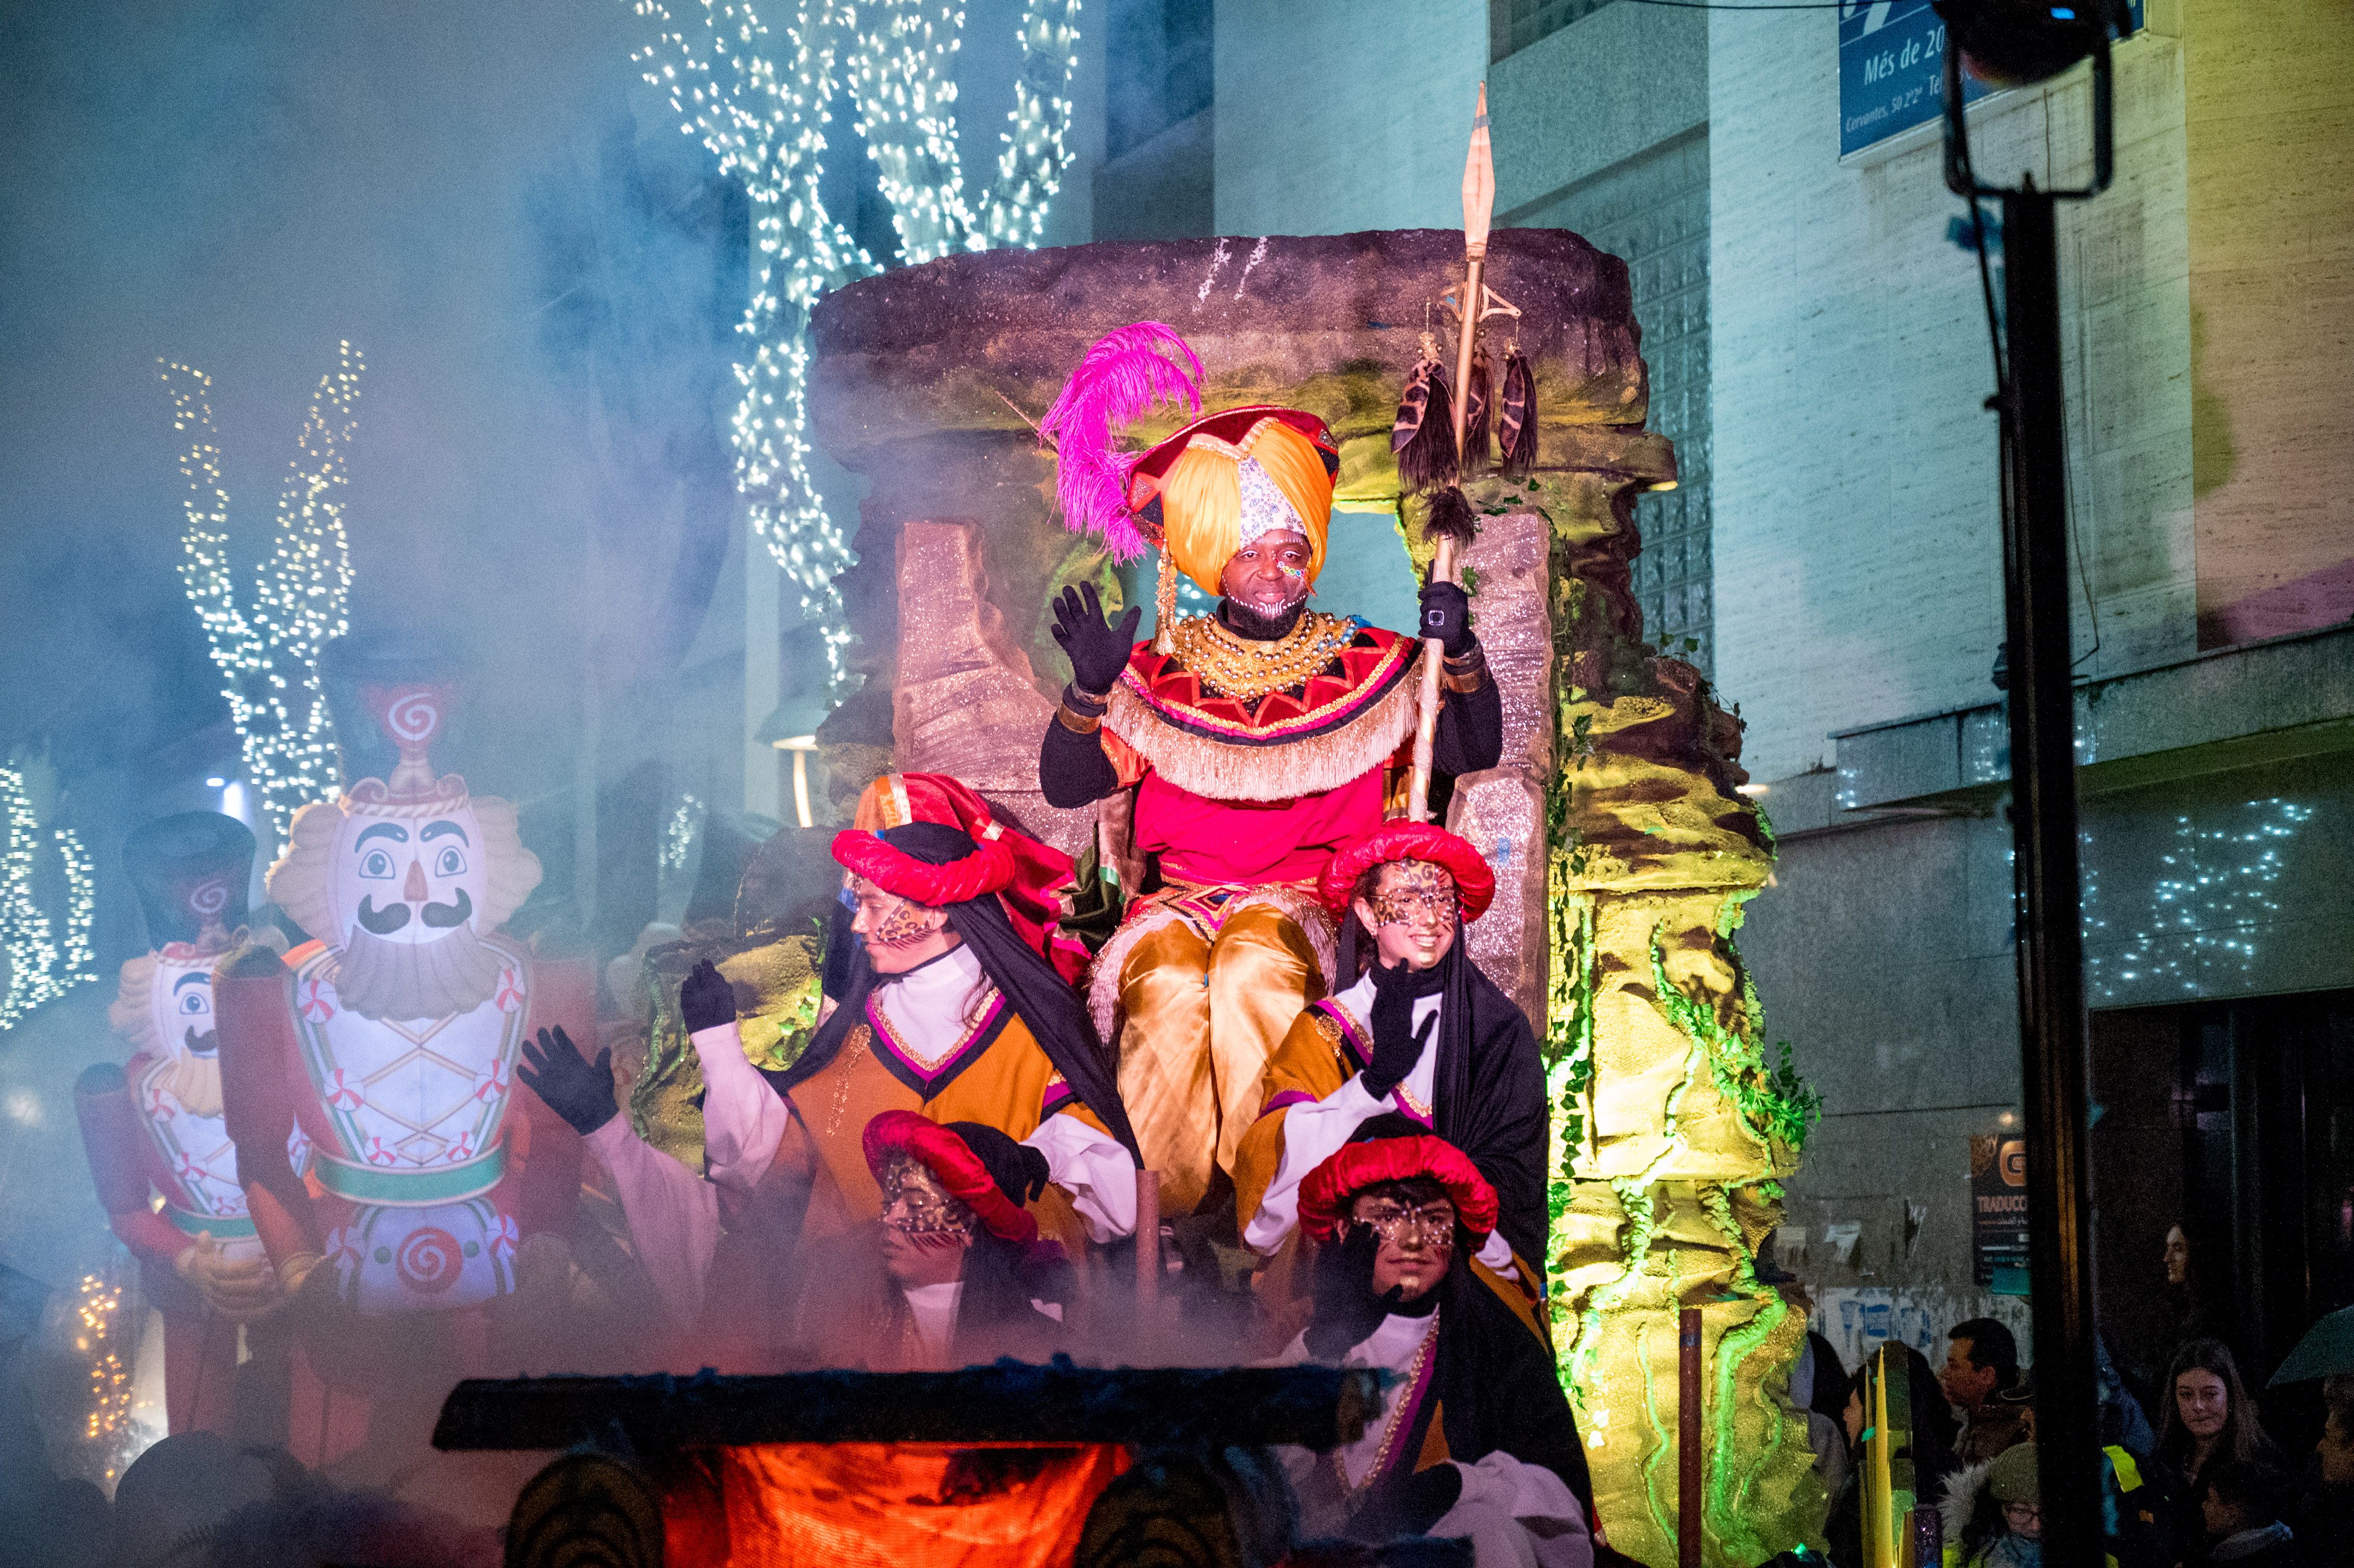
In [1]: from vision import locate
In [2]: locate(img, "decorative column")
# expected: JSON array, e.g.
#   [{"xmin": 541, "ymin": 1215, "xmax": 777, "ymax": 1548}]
[{"xmin": 1540, "ymin": 463, "xmax": 1823, "ymax": 1564}]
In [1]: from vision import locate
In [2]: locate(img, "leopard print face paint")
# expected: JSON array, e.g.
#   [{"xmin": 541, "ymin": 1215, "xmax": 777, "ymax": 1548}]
[
  {"xmin": 1369, "ymin": 860, "xmax": 1456, "ymax": 931},
  {"xmin": 869, "ymin": 896, "xmax": 938, "ymax": 948},
  {"xmin": 846, "ymin": 873, "xmax": 944, "ymax": 949},
  {"xmin": 879, "ymin": 1155, "xmax": 976, "ymax": 1240}
]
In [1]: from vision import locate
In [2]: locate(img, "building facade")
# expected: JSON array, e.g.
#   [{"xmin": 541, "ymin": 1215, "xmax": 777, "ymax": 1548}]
[{"xmin": 1078, "ymin": 0, "xmax": 2354, "ymax": 1402}]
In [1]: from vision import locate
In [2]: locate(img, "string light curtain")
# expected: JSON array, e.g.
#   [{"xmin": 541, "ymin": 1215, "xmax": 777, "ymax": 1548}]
[
  {"xmin": 162, "ymin": 344, "xmax": 364, "ymax": 849},
  {"xmin": 0, "ymin": 764, "xmax": 96, "ymax": 1029},
  {"xmin": 629, "ymin": 0, "xmax": 1084, "ymax": 687}
]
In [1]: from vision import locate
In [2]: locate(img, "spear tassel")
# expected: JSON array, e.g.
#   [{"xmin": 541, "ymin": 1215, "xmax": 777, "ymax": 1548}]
[{"xmin": 1408, "ymin": 82, "xmax": 1495, "ymax": 825}]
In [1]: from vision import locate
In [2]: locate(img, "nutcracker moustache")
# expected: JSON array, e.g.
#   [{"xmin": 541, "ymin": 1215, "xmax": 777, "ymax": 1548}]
[
  {"xmin": 215, "ymin": 635, "xmax": 592, "ymax": 1467},
  {"xmin": 75, "ymin": 811, "xmax": 294, "ymax": 1439}
]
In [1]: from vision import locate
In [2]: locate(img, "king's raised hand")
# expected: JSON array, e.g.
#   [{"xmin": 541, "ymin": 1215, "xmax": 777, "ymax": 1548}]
[{"xmin": 1051, "ymin": 582, "xmax": 1141, "ymax": 697}]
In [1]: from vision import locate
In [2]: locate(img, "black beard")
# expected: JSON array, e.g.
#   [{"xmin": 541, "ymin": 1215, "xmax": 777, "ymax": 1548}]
[{"xmin": 1219, "ymin": 597, "xmax": 1306, "ymax": 641}]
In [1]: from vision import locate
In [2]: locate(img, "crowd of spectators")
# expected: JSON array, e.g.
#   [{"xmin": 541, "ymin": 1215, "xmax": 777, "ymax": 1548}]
[{"xmin": 1803, "ymin": 1216, "xmax": 2354, "ymax": 1568}]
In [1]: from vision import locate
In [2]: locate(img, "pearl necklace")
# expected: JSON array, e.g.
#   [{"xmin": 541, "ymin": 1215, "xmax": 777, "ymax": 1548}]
[{"xmin": 1167, "ymin": 611, "xmax": 1356, "ymax": 702}]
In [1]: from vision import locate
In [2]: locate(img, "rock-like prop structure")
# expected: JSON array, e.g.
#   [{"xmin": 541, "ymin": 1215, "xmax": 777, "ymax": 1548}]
[
  {"xmin": 1543, "ymin": 461, "xmax": 1823, "ymax": 1564},
  {"xmin": 891, "ymin": 519, "xmax": 1099, "ymax": 858},
  {"xmin": 804, "ymin": 230, "xmax": 1820, "ymax": 1561}
]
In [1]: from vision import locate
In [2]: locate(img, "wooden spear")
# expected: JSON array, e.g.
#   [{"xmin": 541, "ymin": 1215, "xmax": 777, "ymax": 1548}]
[{"xmin": 1407, "ymin": 81, "xmax": 1495, "ymax": 825}]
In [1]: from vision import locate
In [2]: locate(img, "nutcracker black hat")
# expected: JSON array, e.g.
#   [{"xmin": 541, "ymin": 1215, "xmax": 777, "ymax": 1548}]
[
  {"xmin": 318, "ymin": 628, "xmax": 474, "ymax": 793},
  {"xmin": 123, "ymin": 811, "xmax": 255, "ymax": 950}
]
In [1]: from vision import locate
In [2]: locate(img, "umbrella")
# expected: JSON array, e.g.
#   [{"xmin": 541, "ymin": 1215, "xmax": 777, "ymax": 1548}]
[{"xmin": 2269, "ymin": 1303, "xmax": 2354, "ymax": 1385}]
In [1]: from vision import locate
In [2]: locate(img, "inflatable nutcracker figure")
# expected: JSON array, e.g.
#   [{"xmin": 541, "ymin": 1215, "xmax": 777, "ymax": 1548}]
[
  {"xmin": 215, "ymin": 636, "xmax": 592, "ymax": 1467},
  {"xmin": 74, "ymin": 810, "xmax": 293, "ymax": 1439}
]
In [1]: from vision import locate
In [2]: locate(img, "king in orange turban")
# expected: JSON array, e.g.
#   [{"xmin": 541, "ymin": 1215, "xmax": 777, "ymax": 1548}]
[{"xmin": 1032, "ymin": 325, "xmax": 1506, "ymax": 1217}]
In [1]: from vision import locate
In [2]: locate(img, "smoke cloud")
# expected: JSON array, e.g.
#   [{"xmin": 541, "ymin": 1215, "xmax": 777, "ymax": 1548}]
[{"xmin": 0, "ymin": 0, "xmax": 756, "ymax": 959}]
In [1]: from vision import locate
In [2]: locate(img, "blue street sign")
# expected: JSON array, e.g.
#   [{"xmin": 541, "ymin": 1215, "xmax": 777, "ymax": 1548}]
[{"xmin": 1839, "ymin": 2, "xmax": 2142, "ymax": 159}]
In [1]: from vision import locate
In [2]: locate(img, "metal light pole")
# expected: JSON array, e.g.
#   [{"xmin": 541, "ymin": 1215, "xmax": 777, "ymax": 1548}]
[{"xmin": 1935, "ymin": 8, "xmax": 2123, "ymax": 1565}]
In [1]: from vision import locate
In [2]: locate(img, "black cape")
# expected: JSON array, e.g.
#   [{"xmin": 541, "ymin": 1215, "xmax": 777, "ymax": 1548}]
[
  {"xmin": 1297, "ymin": 1254, "xmax": 1594, "ymax": 1536},
  {"xmin": 1336, "ymin": 919, "xmax": 1549, "ymax": 1266},
  {"xmin": 1420, "ymin": 1260, "xmax": 1594, "ymax": 1512},
  {"xmin": 768, "ymin": 821, "xmax": 1140, "ymax": 1159}
]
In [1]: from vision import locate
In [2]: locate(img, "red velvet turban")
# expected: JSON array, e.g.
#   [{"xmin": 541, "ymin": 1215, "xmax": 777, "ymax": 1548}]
[
  {"xmin": 832, "ymin": 773, "xmax": 1078, "ymax": 968},
  {"xmin": 1316, "ymin": 821, "xmax": 1497, "ymax": 923},
  {"xmin": 860, "ymin": 1110, "xmax": 1039, "ymax": 1245},
  {"xmin": 1297, "ymin": 1135, "xmax": 1498, "ymax": 1246}
]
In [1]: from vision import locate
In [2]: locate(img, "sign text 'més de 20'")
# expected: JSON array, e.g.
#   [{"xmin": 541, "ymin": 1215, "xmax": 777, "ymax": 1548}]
[{"xmin": 1838, "ymin": 1, "xmax": 2143, "ymax": 159}]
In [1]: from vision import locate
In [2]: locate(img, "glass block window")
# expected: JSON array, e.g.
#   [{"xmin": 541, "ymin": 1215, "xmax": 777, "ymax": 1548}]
[
  {"xmin": 1509, "ymin": 128, "xmax": 1712, "ymax": 673},
  {"xmin": 1106, "ymin": 0, "xmax": 1214, "ymax": 161}
]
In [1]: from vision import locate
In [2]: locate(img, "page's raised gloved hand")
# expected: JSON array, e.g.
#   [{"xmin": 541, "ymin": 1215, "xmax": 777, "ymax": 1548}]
[
  {"xmin": 1305, "ymin": 1223, "xmax": 1398, "ymax": 1362},
  {"xmin": 1363, "ymin": 959, "xmax": 1438, "ymax": 1099},
  {"xmin": 1417, "ymin": 578, "xmax": 1475, "ymax": 658},
  {"xmin": 518, "ymin": 1026, "xmax": 616, "ymax": 1136},
  {"xmin": 1050, "ymin": 582, "xmax": 1142, "ymax": 697},
  {"xmin": 946, "ymin": 1120, "xmax": 1052, "ymax": 1205},
  {"xmin": 680, "ymin": 957, "xmax": 737, "ymax": 1035}
]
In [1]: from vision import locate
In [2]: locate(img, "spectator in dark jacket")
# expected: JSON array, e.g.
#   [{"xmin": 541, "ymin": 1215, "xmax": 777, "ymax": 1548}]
[
  {"xmin": 2288, "ymin": 1375, "xmax": 2354, "ymax": 1567},
  {"xmin": 1801, "ymin": 1331, "xmax": 1851, "ymax": 1505},
  {"xmin": 2155, "ymin": 1339, "xmax": 2284, "ymax": 1563},
  {"xmin": 1824, "ymin": 1343, "xmax": 1958, "ymax": 1567},
  {"xmin": 1943, "ymin": 1318, "xmax": 2030, "ymax": 1467},
  {"xmin": 2198, "ymin": 1460, "xmax": 2296, "ymax": 1565}
]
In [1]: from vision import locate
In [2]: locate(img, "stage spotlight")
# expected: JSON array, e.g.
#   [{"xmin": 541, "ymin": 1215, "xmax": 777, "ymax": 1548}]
[
  {"xmin": 204, "ymin": 776, "xmax": 226, "ymax": 788},
  {"xmin": 1933, "ymin": 0, "xmax": 2129, "ymax": 89}
]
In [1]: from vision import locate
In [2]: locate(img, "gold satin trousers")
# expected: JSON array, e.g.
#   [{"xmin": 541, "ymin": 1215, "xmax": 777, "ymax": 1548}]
[{"xmin": 1115, "ymin": 902, "xmax": 1326, "ymax": 1214}]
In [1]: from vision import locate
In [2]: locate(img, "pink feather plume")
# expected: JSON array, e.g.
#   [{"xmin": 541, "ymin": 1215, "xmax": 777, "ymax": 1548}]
[{"xmin": 1038, "ymin": 322, "xmax": 1204, "ymax": 561}]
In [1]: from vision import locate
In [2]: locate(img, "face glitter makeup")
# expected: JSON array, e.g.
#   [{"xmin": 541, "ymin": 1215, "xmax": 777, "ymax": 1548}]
[
  {"xmin": 846, "ymin": 873, "xmax": 944, "ymax": 948},
  {"xmin": 1369, "ymin": 860, "xmax": 1456, "ymax": 930},
  {"xmin": 1348, "ymin": 1197, "xmax": 1458, "ymax": 1249},
  {"xmin": 879, "ymin": 1155, "xmax": 976, "ymax": 1238}
]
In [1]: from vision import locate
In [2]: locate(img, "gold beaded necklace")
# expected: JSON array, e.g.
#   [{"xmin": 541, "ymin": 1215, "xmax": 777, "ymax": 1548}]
[
  {"xmin": 1336, "ymin": 1308, "xmax": 1440, "ymax": 1494},
  {"xmin": 827, "ymin": 1025, "xmax": 873, "ymax": 1136},
  {"xmin": 1166, "ymin": 610, "xmax": 1357, "ymax": 702}
]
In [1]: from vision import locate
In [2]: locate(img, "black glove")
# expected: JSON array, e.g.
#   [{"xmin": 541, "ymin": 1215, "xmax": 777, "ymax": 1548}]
[
  {"xmin": 1352, "ymin": 1459, "xmax": 1465, "ymax": 1541},
  {"xmin": 517, "ymin": 1026, "xmax": 617, "ymax": 1136},
  {"xmin": 680, "ymin": 957, "xmax": 737, "ymax": 1034},
  {"xmin": 946, "ymin": 1121, "xmax": 1051, "ymax": 1206},
  {"xmin": 1417, "ymin": 578, "xmax": 1475, "ymax": 658},
  {"xmin": 1305, "ymin": 1224, "xmax": 1399, "ymax": 1362},
  {"xmin": 1050, "ymin": 582, "xmax": 1142, "ymax": 696},
  {"xmin": 1363, "ymin": 960, "xmax": 1438, "ymax": 1099}
]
